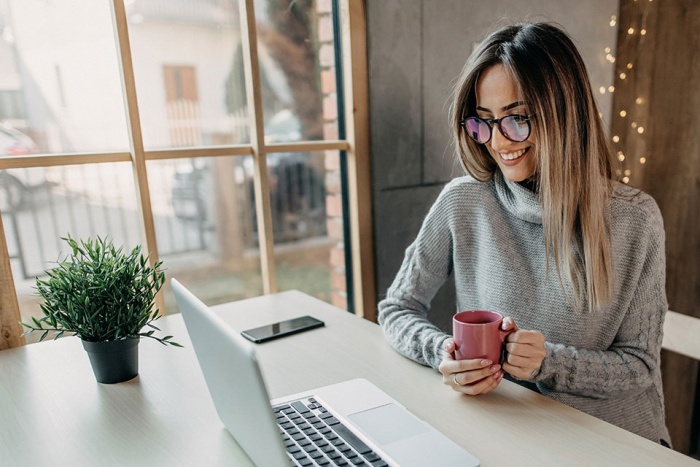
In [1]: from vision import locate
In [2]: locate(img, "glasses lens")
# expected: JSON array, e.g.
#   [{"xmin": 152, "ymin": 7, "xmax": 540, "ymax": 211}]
[
  {"xmin": 500, "ymin": 115, "xmax": 530, "ymax": 142},
  {"xmin": 465, "ymin": 118, "xmax": 491, "ymax": 143}
]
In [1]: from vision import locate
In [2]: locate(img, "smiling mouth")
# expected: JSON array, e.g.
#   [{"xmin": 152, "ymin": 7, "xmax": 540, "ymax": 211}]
[{"xmin": 499, "ymin": 147, "xmax": 530, "ymax": 161}]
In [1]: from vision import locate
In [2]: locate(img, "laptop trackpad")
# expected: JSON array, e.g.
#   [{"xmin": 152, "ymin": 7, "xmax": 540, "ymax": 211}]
[{"xmin": 348, "ymin": 403, "xmax": 429, "ymax": 445}]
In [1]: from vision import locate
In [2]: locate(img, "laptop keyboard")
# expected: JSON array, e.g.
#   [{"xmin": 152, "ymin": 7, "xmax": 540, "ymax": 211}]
[{"xmin": 274, "ymin": 396, "xmax": 389, "ymax": 467}]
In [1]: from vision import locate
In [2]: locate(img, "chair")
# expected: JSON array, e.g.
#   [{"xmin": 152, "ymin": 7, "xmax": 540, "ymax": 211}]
[
  {"xmin": 661, "ymin": 310, "xmax": 700, "ymax": 458},
  {"xmin": 662, "ymin": 310, "xmax": 700, "ymax": 360}
]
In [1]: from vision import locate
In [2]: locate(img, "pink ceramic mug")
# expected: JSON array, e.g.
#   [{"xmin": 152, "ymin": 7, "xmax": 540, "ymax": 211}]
[{"xmin": 452, "ymin": 310, "xmax": 514, "ymax": 363}]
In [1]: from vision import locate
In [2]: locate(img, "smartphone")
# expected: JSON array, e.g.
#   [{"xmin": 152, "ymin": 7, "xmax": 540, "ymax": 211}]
[{"xmin": 240, "ymin": 315, "xmax": 325, "ymax": 343}]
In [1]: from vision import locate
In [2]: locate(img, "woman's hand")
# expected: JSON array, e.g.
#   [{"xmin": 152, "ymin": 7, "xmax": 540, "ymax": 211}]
[
  {"xmin": 501, "ymin": 317, "xmax": 546, "ymax": 380},
  {"xmin": 438, "ymin": 339, "xmax": 503, "ymax": 395}
]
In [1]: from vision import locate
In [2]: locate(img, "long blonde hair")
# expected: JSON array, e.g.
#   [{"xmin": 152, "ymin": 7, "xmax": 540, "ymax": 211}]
[{"xmin": 450, "ymin": 22, "xmax": 616, "ymax": 311}]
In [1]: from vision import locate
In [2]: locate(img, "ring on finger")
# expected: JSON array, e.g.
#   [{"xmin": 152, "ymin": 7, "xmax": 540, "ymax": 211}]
[{"xmin": 453, "ymin": 373, "xmax": 459, "ymax": 386}]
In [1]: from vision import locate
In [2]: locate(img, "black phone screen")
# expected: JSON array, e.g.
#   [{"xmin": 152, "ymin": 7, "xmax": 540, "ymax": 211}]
[{"xmin": 240, "ymin": 315, "xmax": 325, "ymax": 343}]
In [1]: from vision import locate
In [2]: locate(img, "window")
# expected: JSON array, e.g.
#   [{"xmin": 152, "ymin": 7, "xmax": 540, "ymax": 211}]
[
  {"xmin": 0, "ymin": 90, "xmax": 27, "ymax": 120},
  {"xmin": 0, "ymin": 0, "xmax": 373, "ymax": 349}
]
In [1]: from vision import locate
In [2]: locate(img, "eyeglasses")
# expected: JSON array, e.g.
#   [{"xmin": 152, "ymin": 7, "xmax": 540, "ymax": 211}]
[{"xmin": 460, "ymin": 114, "xmax": 532, "ymax": 144}]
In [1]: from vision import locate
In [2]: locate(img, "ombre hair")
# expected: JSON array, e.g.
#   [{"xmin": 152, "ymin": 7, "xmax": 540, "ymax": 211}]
[{"xmin": 450, "ymin": 22, "xmax": 616, "ymax": 311}]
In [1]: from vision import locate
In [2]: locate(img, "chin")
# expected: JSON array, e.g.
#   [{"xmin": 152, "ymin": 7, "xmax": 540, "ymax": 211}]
[
  {"xmin": 500, "ymin": 167, "xmax": 536, "ymax": 183},
  {"xmin": 491, "ymin": 147, "xmax": 536, "ymax": 183}
]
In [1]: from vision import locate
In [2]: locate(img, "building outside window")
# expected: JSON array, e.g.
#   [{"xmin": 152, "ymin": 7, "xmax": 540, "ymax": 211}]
[{"xmin": 0, "ymin": 0, "xmax": 369, "ymax": 346}]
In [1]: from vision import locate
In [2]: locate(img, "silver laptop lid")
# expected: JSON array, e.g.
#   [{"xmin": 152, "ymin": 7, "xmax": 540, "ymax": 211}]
[{"xmin": 171, "ymin": 278, "xmax": 289, "ymax": 465}]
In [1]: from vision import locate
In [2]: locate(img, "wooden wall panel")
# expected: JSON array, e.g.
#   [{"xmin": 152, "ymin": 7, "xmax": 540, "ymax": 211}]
[{"xmin": 612, "ymin": 0, "xmax": 700, "ymax": 455}]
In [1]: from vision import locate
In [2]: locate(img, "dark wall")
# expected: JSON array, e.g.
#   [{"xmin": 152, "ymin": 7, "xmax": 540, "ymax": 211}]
[{"xmin": 367, "ymin": 0, "xmax": 619, "ymax": 330}]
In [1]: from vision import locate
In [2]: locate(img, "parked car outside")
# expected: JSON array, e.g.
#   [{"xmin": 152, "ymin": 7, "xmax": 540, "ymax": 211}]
[
  {"xmin": 170, "ymin": 111, "xmax": 327, "ymax": 245},
  {"xmin": 0, "ymin": 123, "xmax": 45, "ymax": 212}
]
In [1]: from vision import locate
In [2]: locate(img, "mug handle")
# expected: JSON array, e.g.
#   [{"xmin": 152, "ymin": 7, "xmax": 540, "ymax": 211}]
[{"xmin": 498, "ymin": 328, "xmax": 516, "ymax": 365}]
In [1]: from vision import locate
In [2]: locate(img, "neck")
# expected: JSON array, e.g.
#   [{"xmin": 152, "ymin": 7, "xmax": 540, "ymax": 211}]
[{"xmin": 517, "ymin": 177, "xmax": 538, "ymax": 192}]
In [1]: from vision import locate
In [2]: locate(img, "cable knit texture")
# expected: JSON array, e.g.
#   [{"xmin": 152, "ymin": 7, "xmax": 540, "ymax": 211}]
[{"xmin": 377, "ymin": 171, "xmax": 671, "ymax": 445}]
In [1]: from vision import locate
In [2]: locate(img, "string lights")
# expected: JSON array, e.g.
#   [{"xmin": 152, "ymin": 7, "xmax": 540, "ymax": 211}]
[{"xmin": 601, "ymin": 1, "xmax": 654, "ymax": 185}]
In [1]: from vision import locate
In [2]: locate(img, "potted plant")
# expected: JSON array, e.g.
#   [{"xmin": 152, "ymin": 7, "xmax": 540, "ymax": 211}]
[{"xmin": 21, "ymin": 235, "xmax": 181, "ymax": 383}]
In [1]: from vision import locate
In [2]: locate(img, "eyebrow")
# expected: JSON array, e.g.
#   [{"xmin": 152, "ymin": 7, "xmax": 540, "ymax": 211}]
[{"xmin": 476, "ymin": 101, "xmax": 525, "ymax": 113}]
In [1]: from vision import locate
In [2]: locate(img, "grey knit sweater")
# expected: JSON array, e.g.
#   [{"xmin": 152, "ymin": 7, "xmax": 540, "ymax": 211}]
[{"xmin": 377, "ymin": 170, "xmax": 671, "ymax": 445}]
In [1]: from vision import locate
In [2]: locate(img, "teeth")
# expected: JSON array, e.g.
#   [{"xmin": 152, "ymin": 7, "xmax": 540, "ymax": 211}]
[{"xmin": 500, "ymin": 148, "xmax": 527, "ymax": 160}]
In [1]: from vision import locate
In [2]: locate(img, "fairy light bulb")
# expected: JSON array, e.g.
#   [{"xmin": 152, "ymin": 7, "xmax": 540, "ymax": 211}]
[
  {"xmin": 620, "ymin": 72, "xmax": 627, "ymax": 79},
  {"xmin": 627, "ymin": 63, "xmax": 633, "ymax": 69},
  {"xmin": 622, "ymin": 176, "xmax": 630, "ymax": 184},
  {"xmin": 636, "ymin": 97, "xmax": 643, "ymax": 104},
  {"xmin": 640, "ymin": 156, "xmax": 647, "ymax": 164},
  {"xmin": 637, "ymin": 126, "xmax": 644, "ymax": 134},
  {"xmin": 608, "ymin": 85, "xmax": 615, "ymax": 92},
  {"xmin": 628, "ymin": 27, "xmax": 635, "ymax": 35},
  {"xmin": 620, "ymin": 110, "xmax": 627, "ymax": 117},
  {"xmin": 599, "ymin": 86, "xmax": 606, "ymax": 94},
  {"xmin": 613, "ymin": 135, "xmax": 620, "ymax": 143}
]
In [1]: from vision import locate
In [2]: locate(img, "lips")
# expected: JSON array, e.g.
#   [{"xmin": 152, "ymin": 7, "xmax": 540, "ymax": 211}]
[{"xmin": 498, "ymin": 147, "xmax": 530, "ymax": 166}]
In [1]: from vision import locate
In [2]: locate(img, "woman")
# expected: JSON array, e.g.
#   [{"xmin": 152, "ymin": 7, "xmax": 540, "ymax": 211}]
[{"xmin": 377, "ymin": 22, "xmax": 671, "ymax": 446}]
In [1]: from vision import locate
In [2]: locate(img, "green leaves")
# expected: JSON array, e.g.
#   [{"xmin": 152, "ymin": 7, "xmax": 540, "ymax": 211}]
[{"xmin": 20, "ymin": 235, "xmax": 180, "ymax": 347}]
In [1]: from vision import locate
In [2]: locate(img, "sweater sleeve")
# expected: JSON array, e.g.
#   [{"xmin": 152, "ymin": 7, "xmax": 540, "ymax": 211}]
[
  {"xmin": 377, "ymin": 185, "xmax": 456, "ymax": 369},
  {"xmin": 529, "ymin": 200, "xmax": 668, "ymax": 399}
]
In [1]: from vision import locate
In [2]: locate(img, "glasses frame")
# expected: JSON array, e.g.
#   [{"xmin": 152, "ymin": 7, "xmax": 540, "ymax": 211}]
[{"xmin": 460, "ymin": 114, "xmax": 533, "ymax": 144}]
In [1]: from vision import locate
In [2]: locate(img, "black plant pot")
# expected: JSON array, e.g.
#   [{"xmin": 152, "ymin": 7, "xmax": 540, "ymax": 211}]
[{"xmin": 82, "ymin": 337, "xmax": 140, "ymax": 384}]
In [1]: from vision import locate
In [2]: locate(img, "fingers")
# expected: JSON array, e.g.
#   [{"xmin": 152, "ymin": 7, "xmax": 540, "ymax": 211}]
[
  {"xmin": 451, "ymin": 364, "xmax": 504, "ymax": 395},
  {"xmin": 501, "ymin": 316, "xmax": 519, "ymax": 331},
  {"xmin": 439, "ymin": 356, "xmax": 496, "ymax": 376},
  {"xmin": 442, "ymin": 338, "xmax": 456, "ymax": 360},
  {"xmin": 439, "ymin": 339, "xmax": 494, "ymax": 373},
  {"xmin": 503, "ymin": 329, "xmax": 546, "ymax": 380},
  {"xmin": 439, "ymin": 354, "xmax": 503, "ymax": 396},
  {"xmin": 507, "ymin": 330, "xmax": 544, "ymax": 345}
]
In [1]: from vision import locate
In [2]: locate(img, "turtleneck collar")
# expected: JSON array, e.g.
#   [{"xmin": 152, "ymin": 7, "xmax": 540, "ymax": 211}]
[{"xmin": 492, "ymin": 170, "xmax": 543, "ymax": 224}]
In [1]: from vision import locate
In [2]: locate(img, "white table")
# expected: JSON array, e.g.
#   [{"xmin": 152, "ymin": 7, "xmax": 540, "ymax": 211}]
[{"xmin": 1, "ymin": 290, "xmax": 697, "ymax": 466}]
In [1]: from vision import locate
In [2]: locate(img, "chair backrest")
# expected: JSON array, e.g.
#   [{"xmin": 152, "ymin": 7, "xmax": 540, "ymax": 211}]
[{"xmin": 662, "ymin": 310, "xmax": 700, "ymax": 361}]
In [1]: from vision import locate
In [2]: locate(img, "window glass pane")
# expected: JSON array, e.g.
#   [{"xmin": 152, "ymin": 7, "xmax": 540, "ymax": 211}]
[
  {"xmin": 0, "ymin": 1, "xmax": 351, "ymax": 347},
  {"xmin": 273, "ymin": 150, "xmax": 345, "ymax": 309},
  {"xmin": 150, "ymin": 156, "xmax": 263, "ymax": 313},
  {"xmin": 0, "ymin": 0, "xmax": 128, "ymax": 154},
  {"xmin": 256, "ymin": 0, "xmax": 339, "ymax": 143},
  {"xmin": 126, "ymin": 0, "xmax": 249, "ymax": 150},
  {"xmin": 1, "ymin": 162, "xmax": 142, "ymax": 344}
]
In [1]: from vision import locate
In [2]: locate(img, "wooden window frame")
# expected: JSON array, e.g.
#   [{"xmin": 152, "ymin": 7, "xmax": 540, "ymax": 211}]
[{"xmin": 0, "ymin": 0, "xmax": 374, "ymax": 350}]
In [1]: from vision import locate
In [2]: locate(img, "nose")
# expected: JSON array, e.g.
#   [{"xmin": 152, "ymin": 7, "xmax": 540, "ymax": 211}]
[{"xmin": 489, "ymin": 123, "xmax": 511, "ymax": 152}]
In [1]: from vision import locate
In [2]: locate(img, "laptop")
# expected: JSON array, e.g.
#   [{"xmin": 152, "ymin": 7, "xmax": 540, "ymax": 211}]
[{"xmin": 172, "ymin": 279, "xmax": 480, "ymax": 467}]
